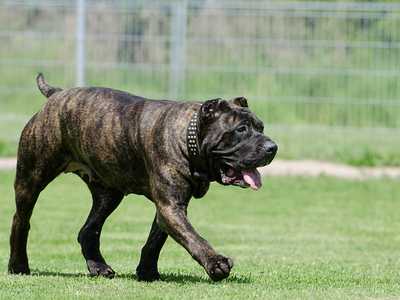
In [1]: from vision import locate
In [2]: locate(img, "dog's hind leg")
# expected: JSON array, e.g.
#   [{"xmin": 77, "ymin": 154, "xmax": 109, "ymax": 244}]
[
  {"xmin": 8, "ymin": 133, "xmax": 67, "ymax": 275},
  {"xmin": 136, "ymin": 215, "xmax": 168, "ymax": 281},
  {"xmin": 77, "ymin": 179, "xmax": 123, "ymax": 278}
]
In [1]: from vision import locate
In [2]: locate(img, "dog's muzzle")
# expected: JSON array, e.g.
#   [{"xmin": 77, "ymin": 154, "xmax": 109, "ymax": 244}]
[{"xmin": 263, "ymin": 140, "xmax": 278, "ymax": 164}]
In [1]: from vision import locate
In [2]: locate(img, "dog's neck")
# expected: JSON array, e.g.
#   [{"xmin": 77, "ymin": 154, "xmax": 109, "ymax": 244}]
[{"xmin": 186, "ymin": 110, "xmax": 211, "ymax": 182}]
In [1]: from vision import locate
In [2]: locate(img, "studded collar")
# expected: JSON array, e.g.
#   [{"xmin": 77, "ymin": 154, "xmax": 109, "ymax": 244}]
[
  {"xmin": 186, "ymin": 110, "xmax": 210, "ymax": 181},
  {"xmin": 187, "ymin": 111, "xmax": 199, "ymax": 158}
]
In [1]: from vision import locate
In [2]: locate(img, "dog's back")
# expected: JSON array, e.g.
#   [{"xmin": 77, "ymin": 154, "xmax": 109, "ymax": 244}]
[{"xmin": 25, "ymin": 75, "xmax": 195, "ymax": 194}]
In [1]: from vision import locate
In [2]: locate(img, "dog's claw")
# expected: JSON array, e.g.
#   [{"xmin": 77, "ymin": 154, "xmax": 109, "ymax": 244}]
[
  {"xmin": 87, "ymin": 260, "xmax": 115, "ymax": 278},
  {"xmin": 206, "ymin": 255, "xmax": 234, "ymax": 282},
  {"xmin": 136, "ymin": 267, "xmax": 161, "ymax": 282},
  {"xmin": 8, "ymin": 262, "xmax": 30, "ymax": 275}
]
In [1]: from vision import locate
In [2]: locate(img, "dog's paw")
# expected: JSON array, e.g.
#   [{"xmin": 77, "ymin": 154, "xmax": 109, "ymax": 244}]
[
  {"xmin": 206, "ymin": 254, "xmax": 234, "ymax": 282},
  {"xmin": 136, "ymin": 267, "xmax": 161, "ymax": 282},
  {"xmin": 87, "ymin": 260, "xmax": 115, "ymax": 278},
  {"xmin": 8, "ymin": 261, "xmax": 30, "ymax": 275}
]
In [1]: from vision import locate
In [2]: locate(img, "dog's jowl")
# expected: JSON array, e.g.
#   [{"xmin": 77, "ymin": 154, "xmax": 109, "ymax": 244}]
[{"xmin": 8, "ymin": 74, "xmax": 277, "ymax": 282}]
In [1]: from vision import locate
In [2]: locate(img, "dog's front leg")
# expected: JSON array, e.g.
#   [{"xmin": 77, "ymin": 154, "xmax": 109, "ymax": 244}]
[{"xmin": 155, "ymin": 200, "xmax": 233, "ymax": 281}]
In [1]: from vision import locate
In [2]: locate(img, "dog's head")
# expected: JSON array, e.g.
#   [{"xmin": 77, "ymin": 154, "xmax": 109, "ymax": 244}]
[{"xmin": 198, "ymin": 97, "xmax": 277, "ymax": 190}]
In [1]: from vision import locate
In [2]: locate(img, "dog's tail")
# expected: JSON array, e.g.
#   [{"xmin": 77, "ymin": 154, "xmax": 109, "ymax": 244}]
[{"xmin": 36, "ymin": 73, "xmax": 62, "ymax": 98}]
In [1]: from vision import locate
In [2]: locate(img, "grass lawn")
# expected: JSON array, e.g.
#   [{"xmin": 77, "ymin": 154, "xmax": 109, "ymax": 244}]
[{"xmin": 0, "ymin": 171, "xmax": 400, "ymax": 299}]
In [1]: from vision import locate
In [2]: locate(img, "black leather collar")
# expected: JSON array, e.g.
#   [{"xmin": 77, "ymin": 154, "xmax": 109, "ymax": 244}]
[
  {"xmin": 186, "ymin": 110, "xmax": 210, "ymax": 181},
  {"xmin": 187, "ymin": 111, "xmax": 200, "ymax": 158}
]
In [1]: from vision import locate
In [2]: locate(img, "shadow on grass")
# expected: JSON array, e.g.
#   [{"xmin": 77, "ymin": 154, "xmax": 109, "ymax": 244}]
[
  {"xmin": 31, "ymin": 270, "xmax": 88, "ymax": 279},
  {"xmin": 159, "ymin": 273, "xmax": 252, "ymax": 284},
  {"xmin": 30, "ymin": 270, "xmax": 252, "ymax": 284}
]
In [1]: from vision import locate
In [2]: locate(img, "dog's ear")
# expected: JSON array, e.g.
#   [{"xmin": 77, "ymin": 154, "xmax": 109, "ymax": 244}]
[
  {"xmin": 231, "ymin": 96, "xmax": 248, "ymax": 108},
  {"xmin": 200, "ymin": 98, "xmax": 230, "ymax": 122}
]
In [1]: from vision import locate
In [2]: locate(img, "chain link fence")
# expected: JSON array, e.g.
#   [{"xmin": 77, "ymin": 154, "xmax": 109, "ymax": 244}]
[{"xmin": 0, "ymin": 0, "xmax": 399, "ymax": 164}]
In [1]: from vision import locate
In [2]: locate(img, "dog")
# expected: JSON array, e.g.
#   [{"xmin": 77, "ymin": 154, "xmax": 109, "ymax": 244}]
[{"xmin": 8, "ymin": 74, "xmax": 277, "ymax": 281}]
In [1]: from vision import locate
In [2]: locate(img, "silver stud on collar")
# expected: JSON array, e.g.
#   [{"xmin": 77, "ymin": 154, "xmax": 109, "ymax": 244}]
[{"xmin": 187, "ymin": 111, "xmax": 199, "ymax": 157}]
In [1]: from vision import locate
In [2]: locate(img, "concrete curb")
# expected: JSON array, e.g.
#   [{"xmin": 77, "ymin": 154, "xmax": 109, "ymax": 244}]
[
  {"xmin": 259, "ymin": 160, "xmax": 400, "ymax": 180},
  {"xmin": 1, "ymin": 158, "xmax": 399, "ymax": 180},
  {"xmin": 0, "ymin": 158, "xmax": 17, "ymax": 170}
]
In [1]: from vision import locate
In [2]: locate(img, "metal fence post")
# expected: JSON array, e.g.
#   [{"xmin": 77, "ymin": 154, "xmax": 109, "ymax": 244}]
[
  {"xmin": 76, "ymin": 0, "xmax": 86, "ymax": 86},
  {"xmin": 169, "ymin": 0, "xmax": 187, "ymax": 99}
]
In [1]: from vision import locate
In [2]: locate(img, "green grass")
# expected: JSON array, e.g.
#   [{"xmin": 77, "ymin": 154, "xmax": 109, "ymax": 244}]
[
  {"xmin": 270, "ymin": 124, "xmax": 400, "ymax": 167},
  {"xmin": 1, "ymin": 171, "xmax": 400, "ymax": 299}
]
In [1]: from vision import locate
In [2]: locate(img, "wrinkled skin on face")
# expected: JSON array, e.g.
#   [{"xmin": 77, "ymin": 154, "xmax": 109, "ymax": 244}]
[{"xmin": 198, "ymin": 97, "xmax": 278, "ymax": 190}]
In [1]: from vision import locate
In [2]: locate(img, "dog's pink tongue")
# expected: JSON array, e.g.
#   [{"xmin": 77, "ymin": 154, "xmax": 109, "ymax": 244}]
[{"xmin": 242, "ymin": 169, "xmax": 262, "ymax": 190}]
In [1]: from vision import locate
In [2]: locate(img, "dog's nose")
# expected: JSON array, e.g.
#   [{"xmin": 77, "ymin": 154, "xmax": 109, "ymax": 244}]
[{"xmin": 264, "ymin": 141, "xmax": 278, "ymax": 155}]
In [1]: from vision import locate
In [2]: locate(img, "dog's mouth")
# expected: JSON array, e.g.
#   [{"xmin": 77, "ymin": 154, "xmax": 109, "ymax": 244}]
[{"xmin": 219, "ymin": 166, "xmax": 262, "ymax": 190}]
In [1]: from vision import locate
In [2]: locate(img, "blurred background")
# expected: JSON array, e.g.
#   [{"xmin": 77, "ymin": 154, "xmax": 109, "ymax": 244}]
[{"xmin": 0, "ymin": 0, "xmax": 399, "ymax": 166}]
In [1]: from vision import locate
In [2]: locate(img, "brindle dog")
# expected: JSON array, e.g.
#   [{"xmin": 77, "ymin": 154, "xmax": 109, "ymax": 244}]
[{"xmin": 8, "ymin": 74, "xmax": 277, "ymax": 282}]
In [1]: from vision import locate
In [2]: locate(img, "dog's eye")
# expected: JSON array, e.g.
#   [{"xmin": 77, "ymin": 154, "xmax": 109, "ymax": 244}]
[{"xmin": 236, "ymin": 125, "xmax": 248, "ymax": 133}]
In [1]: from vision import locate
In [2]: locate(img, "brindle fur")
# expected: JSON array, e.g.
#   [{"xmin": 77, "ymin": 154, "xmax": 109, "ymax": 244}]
[{"xmin": 8, "ymin": 74, "xmax": 277, "ymax": 282}]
